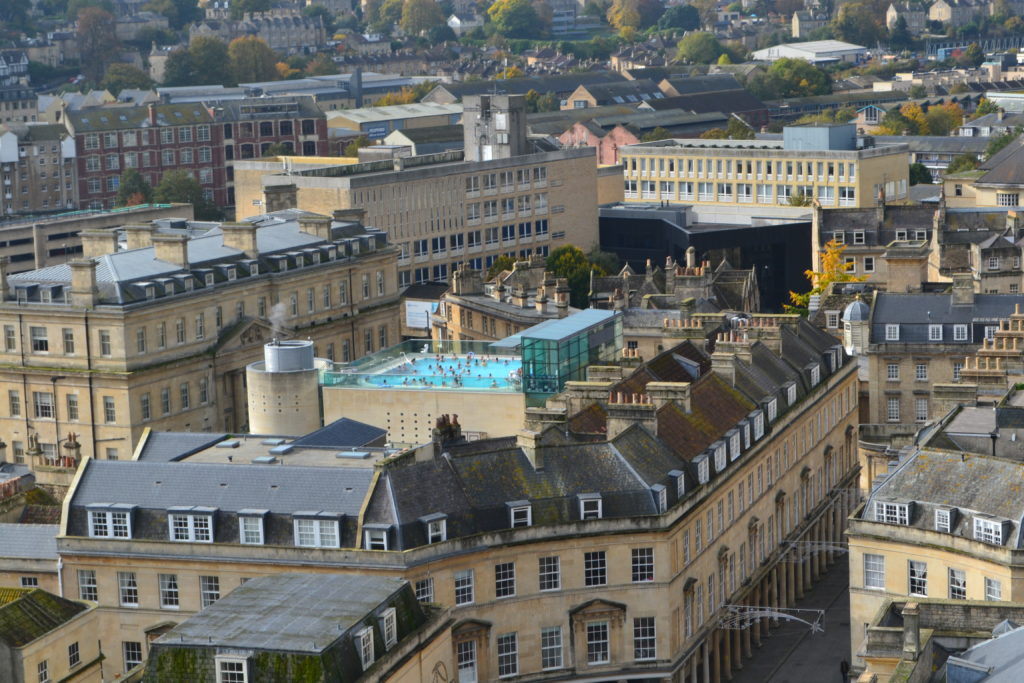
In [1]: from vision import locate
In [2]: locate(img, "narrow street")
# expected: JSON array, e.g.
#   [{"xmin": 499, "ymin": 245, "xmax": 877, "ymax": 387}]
[{"xmin": 730, "ymin": 557, "xmax": 851, "ymax": 683}]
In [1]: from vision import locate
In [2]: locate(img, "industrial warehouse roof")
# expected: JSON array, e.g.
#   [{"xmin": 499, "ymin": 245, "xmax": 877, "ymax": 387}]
[
  {"xmin": 155, "ymin": 573, "xmax": 407, "ymax": 652},
  {"xmin": 326, "ymin": 102, "xmax": 462, "ymax": 124}
]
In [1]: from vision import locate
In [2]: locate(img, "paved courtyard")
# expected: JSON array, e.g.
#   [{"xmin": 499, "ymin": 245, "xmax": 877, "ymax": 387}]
[{"xmin": 730, "ymin": 556, "xmax": 851, "ymax": 683}]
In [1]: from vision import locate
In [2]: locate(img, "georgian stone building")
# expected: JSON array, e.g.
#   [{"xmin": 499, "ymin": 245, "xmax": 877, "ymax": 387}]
[
  {"xmin": 0, "ymin": 210, "xmax": 398, "ymax": 467},
  {"xmin": 55, "ymin": 313, "xmax": 859, "ymax": 682}
]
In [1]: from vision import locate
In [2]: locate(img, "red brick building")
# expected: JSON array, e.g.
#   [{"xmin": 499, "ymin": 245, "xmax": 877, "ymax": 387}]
[{"xmin": 66, "ymin": 103, "xmax": 227, "ymax": 210}]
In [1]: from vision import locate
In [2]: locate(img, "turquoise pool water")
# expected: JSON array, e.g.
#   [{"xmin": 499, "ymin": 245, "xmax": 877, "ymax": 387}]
[{"xmin": 362, "ymin": 353, "xmax": 523, "ymax": 390}]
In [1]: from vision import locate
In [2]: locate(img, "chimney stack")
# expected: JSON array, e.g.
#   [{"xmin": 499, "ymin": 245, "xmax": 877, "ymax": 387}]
[
  {"xmin": 901, "ymin": 602, "xmax": 921, "ymax": 660},
  {"xmin": 951, "ymin": 272, "xmax": 975, "ymax": 306},
  {"xmin": 332, "ymin": 208, "xmax": 366, "ymax": 224},
  {"xmin": 263, "ymin": 184, "xmax": 297, "ymax": 213},
  {"xmin": 518, "ymin": 429, "xmax": 543, "ymax": 470},
  {"xmin": 79, "ymin": 230, "xmax": 119, "ymax": 259},
  {"xmin": 220, "ymin": 222, "xmax": 260, "ymax": 258},
  {"xmin": 123, "ymin": 224, "xmax": 154, "ymax": 251},
  {"xmin": 69, "ymin": 260, "xmax": 98, "ymax": 308},
  {"xmin": 152, "ymin": 235, "xmax": 189, "ymax": 269},
  {"xmin": 298, "ymin": 214, "xmax": 333, "ymax": 241}
]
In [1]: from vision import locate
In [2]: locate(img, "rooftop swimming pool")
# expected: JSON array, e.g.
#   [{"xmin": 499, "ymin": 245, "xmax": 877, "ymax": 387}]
[{"xmin": 321, "ymin": 340, "xmax": 523, "ymax": 392}]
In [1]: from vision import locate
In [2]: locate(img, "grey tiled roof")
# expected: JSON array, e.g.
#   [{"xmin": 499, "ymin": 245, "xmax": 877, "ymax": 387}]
[
  {"xmin": 71, "ymin": 460, "xmax": 374, "ymax": 516},
  {"xmin": 290, "ymin": 417, "xmax": 386, "ymax": 448},
  {"xmin": 159, "ymin": 573, "xmax": 406, "ymax": 652},
  {"xmin": 0, "ymin": 524, "xmax": 58, "ymax": 560},
  {"xmin": 870, "ymin": 293, "xmax": 1024, "ymax": 343},
  {"xmin": 135, "ymin": 432, "xmax": 229, "ymax": 462}
]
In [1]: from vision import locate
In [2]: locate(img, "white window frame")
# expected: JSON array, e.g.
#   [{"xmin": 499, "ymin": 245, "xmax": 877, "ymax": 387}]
[
  {"xmin": 985, "ymin": 577, "xmax": 1003, "ymax": 601},
  {"xmin": 928, "ymin": 324, "xmax": 942, "ymax": 341},
  {"xmin": 357, "ymin": 626, "xmax": 374, "ymax": 671},
  {"xmin": 510, "ymin": 505, "xmax": 532, "ymax": 528},
  {"xmin": 381, "ymin": 607, "xmax": 397, "ymax": 649},
  {"xmin": 885, "ymin": 324, "xmax": 900, "ymax": 341},
  {"xmin": 539, "ymin": 556, "xmax": 561, "ymax": 591},
  {"xmin": 364, "ymin": 527, "xmax": 389, "ymax": 550},
  {"xmin": 579, "ymin": 495, "xmax": 602, "ymax": 520},
  {"xmin": 496, "ymin": 632, "xmax": 518, "ymax": 677},
  {"xmin": 948, "ymin": 567, "xmax": 967, "ymax": 600},
  {"xmin": 908, "ymin": 560, "xmax": 928, "ymax": 597},
  {"xmin": 215, "ymin": 656, "xmax": 248, "ymax": 683},
  {"xmin": 168, "ymin": 511, "xmax": 213, "ymax": 543},
  {"xmin": 953, "ymin": 324, "xmax": 968, "ymax": 341},
  {"xmin": 427, "ymin": 518, "xmax": 447, "ymax": 543},
  {"xmin": 457, "ymin": 640, "xmax": 477, "ymax": 682},
  {"xmin": 875, "ymin": 501, "xmax": 909, "ymax": 525},
  {"xmin": 864, "ymin": 553, "xmax": 885, "ymax": 589},
  {"xmin": 159, "ymin": 573, "xmax": 179, "ymax": 609},
  {"xmin": 239, "ymin": 515, "xmax": 264, "ymax": 545},
  {"xmin": 454, "ymin": 569, "xmax": 474, "ymax": 605},
  {"xmin": 633, "ymin": 616, "xmax": 656, "ymax": 661},
  {"xmin": 586, "ymin": 621, "xmax": 610, "ymax": 665},
  {"xmin": 495, "ymin": 561, "xmax": 516, "ymax": 598},
  {"xmin": 974, "ymin": 517, "xmax": 1003, "ymax": 545},
  {"xmin": 935, "ymin": 508, "xmax": 951, "ymax": 533},
  {"xmin": 87, "ymin": 506, "xmax": 133, "ymax": 539},
  {"xmin": 117, "ymin": 571, "xmax": 139, "ymax": 607},
  {"xmin": 541, "ymin": 626, "xmax": 563, "ymax": 670},
  {"xmin": 293, "ymin": 516, "xmax": 340, "ymax": 548}
]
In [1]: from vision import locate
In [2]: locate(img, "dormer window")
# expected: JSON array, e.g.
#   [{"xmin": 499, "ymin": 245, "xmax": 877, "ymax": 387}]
[
  {"xmin": 742, "ymin": 422, "xmax": 751, "ymax": 449},
  {"xmin": 874, "ymin": 501, "xmax": 909, "ymax": 525},
  {"xmin": 885, "ymin": 324, "xmax": 900, "ymax": 341},
  {"xmin": 652, "ymin": 484, "xmax": 667, "ymax": 513},
  {"xmin": 364, "ymin": 524, "xmax": 390, "ymax": 550},
  {"xmin": 507, "ymin": 501, "xmax": 532, "ymax": 528},
  {"xmin": 973, "ymin": 516, "xmax": 1005, "ymax": 545},
  {"xmin": 183, "ymin": 278, "xmax": 193, "ymax": 291},
  {"xmin": 767, "ymin": 398, "xmax": 777, "ymax": 422},
  {"xmin": 579, "ymin": 493, "xmax": 602, "ymax": 520},
  {"xmin": 810, "ymin": 364, "xmax": 820, "ymax": 387},
  {"xmin": 293, "ymin": 512, "xmax": 340, "ymax": 548},
  {"xmin": 728, "ymin": 432, "xmax": 741, "ymax": 461},
  {"xmin": 311, "ymin": 251, "xmax": 320, "ymax": 264},
  {"xmin": 145, "ymin": 286, "xmax": 155, "ymax": 300},
  {"xmin": 226, "ymin": 267, "xmax": 237, "ymax": 281},
  {"xmin": 357, "ymin": 626, "xmax": 374, "ymax": 670},
  {"xmin": 87, "ymin": 504, "xmax": 134, "ymax": 538},
  {"xmin": 714, "ymin": 443, "xmax": 727, "ymax": 472},
  {"xmin": 420, "ymin": 513, "xmax": 447, "ymax": 543},
  {"xmin": 696, "ymin": 455, "xmax": 710, "ymax": 484},
  {"xmin": 204, "ymin": 273, "xmax": 215, "ymax": 287},
  {"xmin": 953, "ymin": 324, "xmax": 968, "ymax": 341},
  {"xmin": 238, "ymin": 509, "xmax": 267, "ymax": 545},
  {"xmin": 935, "ymin": 508, "xmax": 952, "ymax": 533},
  {"xmin": 753, "ymin": 412, "xmax": 764, "ymax": 440},
  {"xmin": 670, "ymin": 469, "xmax": 685, "ymax": 498},
  {"xmin": 786, "ymin": 383, "xmax": 797, "ymax": 405},
  {"xmin": 250, "ymin": 262, "xmax": 259, "ymax": 275},
  {"xmin": 928, "ymin": 324, "xmax": 942, "ymax": 341},
  {"xmin": 380, "ymin": 607, "xmax": 397, "ymax": 649},
  {"xmin": 168, "ymin": 506, "xmax": 216, "ymax": 543}
]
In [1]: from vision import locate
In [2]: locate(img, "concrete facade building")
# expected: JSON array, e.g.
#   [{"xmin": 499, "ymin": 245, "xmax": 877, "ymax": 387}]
[
  {"xmin": 0, "ymin": 123, "xmax": 78, "ymax": 217},
  {"xmin": 235, "ymin": 95, "xmax": 600, "ymax": 288},
  {"xmin": 620, "ymin": 124, "xmax": 909, "ymax": 210},
  {"xmin": 0, "ymin": 210, "xmax": 399, "ymax": 467}
]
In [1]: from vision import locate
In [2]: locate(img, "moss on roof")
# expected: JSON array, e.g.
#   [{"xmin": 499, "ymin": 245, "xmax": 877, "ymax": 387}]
[{"xmin": 0, "ymin": 588, "xmax": 88, "ymax": 647}]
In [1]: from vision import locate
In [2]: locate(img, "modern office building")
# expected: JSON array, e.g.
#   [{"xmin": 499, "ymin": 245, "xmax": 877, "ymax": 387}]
[
  {"xmin": 233, "ymin": 94, "xmax": 600, "ymax": 287},
  {"xmin": 0, "ymin": 210, "xmax": 398, "ymax": 467},
  {"xmin": 620, "ymin": 124, "xmax": 909, "ymax": 210}
]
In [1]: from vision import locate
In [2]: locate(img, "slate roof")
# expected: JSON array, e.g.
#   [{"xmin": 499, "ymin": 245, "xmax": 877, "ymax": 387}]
[
  {"xmin": 135, "ymin": 432, "xmax": 229, "ymax": 462},
  {"xmin": 870, "ymin": 293, "xmax": 1024, "ymax": 343},
  {"xmin": 948, "ymin": 625, "xmax": 1024, "ymax": 683},
  {"xmin": 0, "ymin": 524, "xmax": 58, "ymax": 560},
  {"xmin": 70, "ymin": 460, "xmax": 374, "ymax": 516},
  {"xmin": 864, "ymin": 449, "xmax": 1024, "ymax": 548},
  {"xmin": 0, "ymin": 589, "xmax": 88, "ymax": 647},
  {"xmin": 577, "ymin": 79, "xmax": 664, "ymax": 104},
  {"xmin": 290, "ymin": 417, "xmax": 386, "ymax": 448},
  {"xmin": 975, "ymin": 136, "xmax": 1024, "ymax": 186},
  {"xmin": 660, "ymin": 73, "xmax": 743, "ymax": 95},
  {"xmin": 427, "ymin": 72, "xmax": 627, "ymax": 101},
  {"xmin": 67, "ymin": 103, "xmax": 213, "ymax": 132},
  {"xmin": 158, "ymin": 573, "xmax": 407, "ymax": 652},
  {"xmin": 641, "ymin": 90, "xmax": 767, "ymax": 115}
]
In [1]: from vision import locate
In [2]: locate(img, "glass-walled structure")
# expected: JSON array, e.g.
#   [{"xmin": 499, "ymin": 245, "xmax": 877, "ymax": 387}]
[{"xmin": 510, "ymin": 310, "xmax": 622, "ymax": 407}]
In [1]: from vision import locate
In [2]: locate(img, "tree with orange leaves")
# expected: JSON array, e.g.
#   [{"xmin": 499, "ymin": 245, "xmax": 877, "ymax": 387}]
[{"xmin": 785, "ymin": 239, "xmax": 867, "ymax": 314}]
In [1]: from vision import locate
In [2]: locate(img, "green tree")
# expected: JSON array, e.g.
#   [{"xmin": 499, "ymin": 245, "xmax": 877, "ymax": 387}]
[
  {"xmin": 657, "ymin": 4, "xmax": 699, "ymax": 30},
  {"xmin": 726, "ymin": 116, "xmax": 753, "ymax": 139},
  {"xmin": 153, "ymin": 170, "xmax": 222, "ymax": 220},
  {"xmin": 373, "ymin": 0, "xmax": 403, "ymax": 31},
  {"xmin": 66, "ymin": 0, "xmax": 113, "ymax": 20},
  {"xmin": 525, "ymin": 89, "xmax": 558, "ymax": 112},
  {"xmin": 973, "ymin": 97, "xmax": 1000, "ymax": 119},
  {"xmin": 76, "ymin": 7, "xmax": 120, "ymax": 84},
  {"xmin": 985, "ymin": 128, "xmax": 1021, "ymax": 160},
  {"xmin": 487, "ymin": 255, "xmax": 516, "ymax": 279},
  {"xmin": 344, "ymin": 134, "xmax": 371, "ymax": 157},
  {"xmin": 263, "ymin": 142, "xmax": 290, "ymax": 157},
  {"xmin": 908, "ymin": 84, "xmax": 926, "ymax": 98},
  {"xmin": 161, "ymin": 48, "xmax": 193, "ymax": 86},
  {"xmin": 302, "ymin": 4, "xmax": 336, "ymax": 35},
  {"xmin": 228, "ymin": 36, "xmax": 279, "ymax": 84},
  {"xmin": 945, "ymin": 153, "xmax": 979, "ymax": 174},
  {"xmin": 142, "ymin": 0, "xmax": 201, "ymax": 29},
  {"xmin": 488, "ymin": 0, "xmax": 541, "ymax": 39},
  {"xmin": 745, "ymin": 58, "xmax": 831, "ymax": 99},
  {"xmin": 833, "ymin": 3, "xmax": 883, "ymax": 46},
  {"xmin": 400, "ymin": 0, "xmax": 445, "ymax": 35},
  {"xmin": 101, "ymin": 63, "xmax": 154, "ymax": 96},
  {"xmin": 304, "ymin": 53, "xmax": 336, "ymax": 76},
  {"xmin": 676, "ymin": 32, "xmax": 726, "ymax": 64},
  {"xmin": 115, "ymin": 169, "xmax": 153, "ymax": 206},
  {"xmin": 188, "ymin": 36, "xmax": 232, "ymax": 86},
  {"xmin": 587, "ymin": 248, "xmax": 619, "ymax": 275},
  {"xmin": 889, "ymin": 15, "xmax": 912, "ymax": 51},
  {"xmin": 229, "ymin": 0, "xmax": 270, "ymax": 19},
  {"xmin": 786, "ymin": 239, "xmax": 866, "ymax": 313},
  {"xmin": 909, "ymin": 162, "xmax": 933, "ymax": 185},
  {"xmin": 924, "ymin": 102, "xmax": 964, "ymax": 136},
  {"xmin": 641, "ymin": 126, "xmax": 673, "ymax": 142},
  {"xmin": 545, "ymin": 245, "xmax": 608, "ymax": 308}
]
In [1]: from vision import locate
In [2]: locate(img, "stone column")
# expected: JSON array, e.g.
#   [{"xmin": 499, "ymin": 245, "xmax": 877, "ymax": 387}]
[
  {"xmin": 722, "ymin": 628, "xmax": 732, "ymax": 681},
  {"xmin": 752, "ymin": 585, "xmax": 763, "ymax": 648},
  {"xmin": 704, "ymin": 638, "xmax": 712, "ymax": 683},
  {"xmin": 742, "ymin": 610, "xmax": 752, "ymax": 658}
]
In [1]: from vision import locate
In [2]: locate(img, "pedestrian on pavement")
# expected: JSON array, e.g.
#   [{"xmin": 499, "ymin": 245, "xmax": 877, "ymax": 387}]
[{"xmin": 839, "ymin": 659, "xmax": 850, "ymax": 682}]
